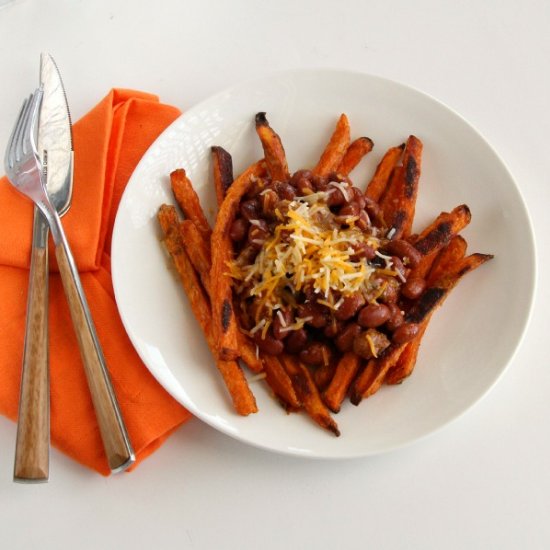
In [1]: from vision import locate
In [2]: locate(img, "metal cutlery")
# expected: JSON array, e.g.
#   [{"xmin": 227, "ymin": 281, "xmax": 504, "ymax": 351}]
[
  {"xmin": 13, "ymin": 53, "xmax": 74, "ymax": 483},
  {"xmin": 6, "ymin": 85, "xmax": 135, "ymax": 476}
]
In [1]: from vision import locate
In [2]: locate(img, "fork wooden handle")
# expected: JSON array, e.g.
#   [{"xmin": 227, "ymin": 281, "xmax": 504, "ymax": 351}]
[
  {"xmin": 55, "ymin": 241, "xmax": 135, "ymax": 472},
  {"xmin": 14, "ymin": 243, "xmax": 49, "ymax": 482}
]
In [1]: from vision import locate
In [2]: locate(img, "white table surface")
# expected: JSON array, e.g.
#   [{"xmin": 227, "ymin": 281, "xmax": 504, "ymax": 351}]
[{"xmin": 1, "ymin": 1, "xmax": 548, "ymax": 549}]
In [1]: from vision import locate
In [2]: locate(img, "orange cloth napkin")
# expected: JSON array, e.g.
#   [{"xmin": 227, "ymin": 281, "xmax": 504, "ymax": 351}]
[{"xmin": 0, "ymin": 89, "xmax": 192, "ymax": 475}]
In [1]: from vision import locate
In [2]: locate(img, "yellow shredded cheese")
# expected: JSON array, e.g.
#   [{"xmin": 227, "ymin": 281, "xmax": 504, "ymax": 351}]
[{"xmin": 366, "ymin": 332, "xmax": 378, "ymax": 358}]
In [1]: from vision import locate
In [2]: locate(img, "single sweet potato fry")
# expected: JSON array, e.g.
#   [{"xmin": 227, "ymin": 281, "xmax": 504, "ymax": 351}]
[
  {"xmin": 379, "ymin": 135, "xmax": 423, "ymax": 239},
  {"xmin": 158, "ymin": 206, "xmax": 211, "ymax": 330},
  {"xmin": 426, "ymin": 235, "xmax": 468, "ymax": 286},
  {"xmin": 312, "ymin": 114, "xmax": 351, "ymax": 176},
  {"xmin": 179, "ymin": 220, "xmax": 212, "ymax": 291},
  {"xmin": 211, "ymin": 146, "xmax": 234, "ymax": 207},
  {"xmin": 365, "ymin": 143, "xmax": 404, "ymax": 201},
  {"xmin": 170, "ymin": 168, "xmax": 211, "ymax": 239},
  {"xmin": 282, "ymin": 355, "xmax": 340, "ymax": 436},
  {"xmin": 157, "ymin": 205, "xmax": 257, "ymax": 415},
  {"xmin": 384, "ymin": 327, "xmax": 425, "ymax": 385},
  {"xmin": 262, "ymin": 355, "xmax": 301, "ymax": 411},
  {"xmin": 214, "ymin": 359, "xmax": 259, "ymax": 415},
  {"xmin": 313, "ymin": 361, "xmax": 337, "ymax": 392},
  {"xmin": 323, "ymin": 352, "xmax": 361, "ymax": 413},
  {"xmin": 410, "ymin": 205, "xmax": 471, "ymax": 279},
  {"xmin": 350, "ymin": 346, "xmax": 405, "ymax": 405},
  {"xmin": 255, "ymin": 113, "xmax": 290, "ymax": 182},
  {"xmin": 210, "ymin": 160, "xmax": 267, "ymax": 360},
  {"xmin": 337, "ymin": 137, "xmax": 374, "ymax": 176}
]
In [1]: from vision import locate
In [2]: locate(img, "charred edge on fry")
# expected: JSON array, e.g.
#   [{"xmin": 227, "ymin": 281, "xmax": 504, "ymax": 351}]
[
  {"xmin": 255, "ymin": 112, "xmax": 268, "ymax": 126},
  {"xmin": 457, "ymin": 253, "xmax": 494, "ymax": 276},
  {"xmin": 363, "ymin": 137, "xmax": 375, "ymax": 149},
  {"xmin": 221, "ymin": 299, "xmax": 232, "ymax": 332},
  {"xmin": 460, "ymin": 204, "xmax": 472, "ymax": 220},
  {"xmin": 212, "ymin": 146, "xmax": 234, "ymax": 192},
  {"xmin": 390, "ymin": 210, "xmax": 407, "ymax": 237},
  {"xmin": 405, "ymin": 156, "xmax": 418, "ymax": 197},
  {"xmin": 415, "ymin": 221, "xmax": 453, "ymax": 254},
  {"xmin": 291, "ymin": 373, "xmax": 311, "ymax": 398},
  {"xmin": 405, "ymin": 287, "xmax": 447, "ymax": 323},
  {"xmin": 322, "ymin": 418, "xmax": 341, "ymax": 437}
]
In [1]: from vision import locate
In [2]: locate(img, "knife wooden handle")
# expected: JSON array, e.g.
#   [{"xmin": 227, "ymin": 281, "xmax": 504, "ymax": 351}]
[
  {"xmin": 14, "ymin": 243, "xmax": 49, "ymax": 483},
  {"xmin": 55, "ymin": 240, "xmax": 135, "ymax": 473}
]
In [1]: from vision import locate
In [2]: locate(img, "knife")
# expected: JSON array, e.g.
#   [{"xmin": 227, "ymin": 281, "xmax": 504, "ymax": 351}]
[
  {"xmin": 13, "ymin": 53, "xmax": 74, "ymax": 483},
  {"xmin": 41, "ymin": 55, "xmax": 135, "ymax": 473}
]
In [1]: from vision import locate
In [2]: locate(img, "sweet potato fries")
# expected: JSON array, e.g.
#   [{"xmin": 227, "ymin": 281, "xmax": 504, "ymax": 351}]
[{"xmin": 157, "ymin": 113, "xmax": 493, "ymax": 436}]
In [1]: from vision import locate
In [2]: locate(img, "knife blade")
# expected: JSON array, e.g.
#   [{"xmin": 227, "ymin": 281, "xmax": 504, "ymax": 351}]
[
  {"xmin": 13, "ymin": 53, "xmax": 73, "ymax": 483},
  {"xmin": 37, "ymin": 53, "xmax": 74, "ymax": 209}
]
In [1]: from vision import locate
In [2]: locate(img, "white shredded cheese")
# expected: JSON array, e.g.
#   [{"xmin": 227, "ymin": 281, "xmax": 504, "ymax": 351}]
[
  {"xmin": 249, "ymin": 318, "xmax": 266, "ymax": 335},
  {"xmin": 329, "ymin": 181, "xmax": 350, "ymax": 202}
]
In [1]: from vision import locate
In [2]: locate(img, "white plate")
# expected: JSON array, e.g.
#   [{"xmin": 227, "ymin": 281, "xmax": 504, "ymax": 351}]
[{"xmin": 112, "ymin": 69, "xmax": 536, "ymax": 458}]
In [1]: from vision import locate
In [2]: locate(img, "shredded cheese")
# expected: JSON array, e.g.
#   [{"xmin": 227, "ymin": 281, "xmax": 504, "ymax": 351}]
[
  {"xmin": 229, "ymin": 193, "xmax": 398, "ymax": 325},
  {"xmin": 366, "ymin": 332, "xmax": 378, "ymax": 358}
]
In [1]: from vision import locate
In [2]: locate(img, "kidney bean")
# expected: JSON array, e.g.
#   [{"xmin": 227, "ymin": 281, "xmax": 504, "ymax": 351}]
[
  {"xmin": 382, "ymin": 239, "xmax": 422, "ymax": 267},
  {"xmin": 323, "ymin": 318, "xmax": 341, "ymax": 338},
  {"xmin": 334, "ymin": 293, "xmax": 366, "ymax": 321},
  {"xmin": 392, "ymin": 322, "xmax": 420, "ymax": 344},
  {"xmin": 274, "ymin": 181, "xmax": 296, "ymax": 201},
  {"xmin": 391, "ymin": 256, "xmax": 406, "ymax": 280},
  {"xmin": 248, "ymin": 219, "xmax": 270, "ymax": 248},
  {"xmin": 327, "ymin": 172, "xmax": 351, "ymax": 184},
  {"xmin": 229, "ymin": 217, "xmax": 249, "ymax": 242},
  {"xmin": 290, "ymin": 169, "xmax": 313, "ymax": 187},
  {"xmin": 385, "ymin": 303, "xmax": 404, "ymax": 331},
  {"xmin": 326, "ymin": 186, "xmax": 347, "ymax": 207},
  {"xmin": 272, "ymin": 309, "xmax": 294, "ymax": 340},
  {"xmin": 298, "ymin": 302, "xmax": 330, "ymax": 328},
  {"xmin": 302, "ymin": 284, "xmax": 318, "ymax": 301},
  {"xmin": 401, "ymin": 277, "xmax": 427, "ymax": 300},
  {"xmin": 285, "ymin": 328, "xmax": 308, "ymax": 353},
  {"xmin": 254, "ymin": 330, "xmax": 284, "ymax": 355},
  {"xmin": 299, "ymin": 342, "xmax": 331, "ymax": 367},
  {"xmin": 358, "ymin": 303, "xmax": 391, "ymax": 328},
  {"xmin": 353, "ymin": 329, "xmax": 390, "ymax": 360},
  {"xmin": 240, "ymin": 198, "xmax": 260, "ymax": 221},
  {"xmin": 350, "ymin": 241, "xmax": 376, "ymax": 261},
  {"xmin": 334, "ymin": 202, "xmax": 360, "ymax": 225},
  {"xmin": 311, "ymin": 174, "xmax": 329, "ymax": 191},
  {"xmin": 296, "ymin": 177, "xmax": 315, "ymax": 196},
  {"xmin": 335, "ymin": 322, "xmax": 361, "ymax": 352}
]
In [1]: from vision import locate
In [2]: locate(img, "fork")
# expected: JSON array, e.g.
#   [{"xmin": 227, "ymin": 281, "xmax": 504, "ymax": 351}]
[{"xmin": 5, "ymin": 89, "xmax": 135, "ymax": 474}]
